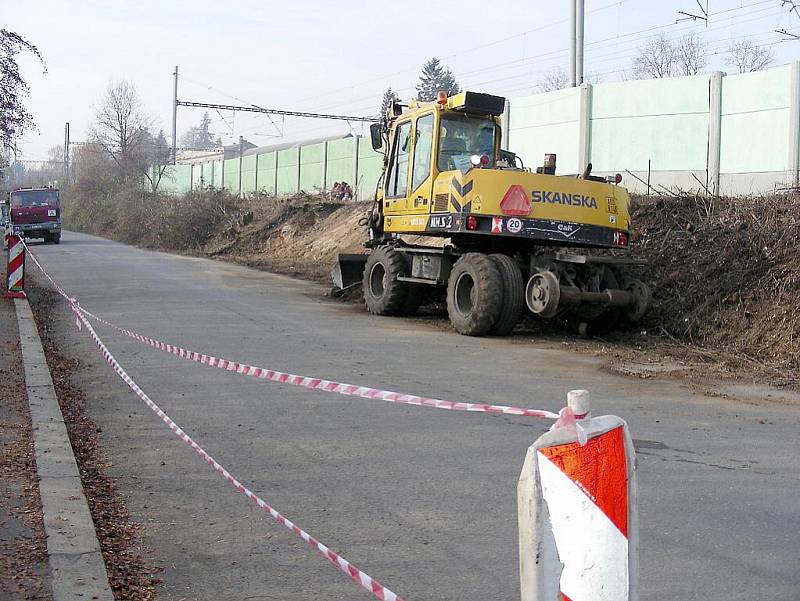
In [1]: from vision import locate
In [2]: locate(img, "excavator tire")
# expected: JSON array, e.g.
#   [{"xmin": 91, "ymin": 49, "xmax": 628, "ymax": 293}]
[
  {"xmin": 363, "ymin": 246, "xmax": 410, "ymax": 316},
  {"xmin": 447, "ymin": 253, "xmax": 503, "ymax": 336},
  {"xmin": 488, "ymin": 254, "xmax": 524, "ymax": 336}
]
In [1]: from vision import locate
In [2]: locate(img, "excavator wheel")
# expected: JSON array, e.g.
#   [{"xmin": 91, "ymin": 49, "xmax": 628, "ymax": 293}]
[
  {"xmin": 446, "ymin": 253, "xmax": 503, "ymax": 336},
  {"xmin": 362, "ymin": 246, "xmax": 411, "ymax": 316},
  {"xmin": 488, "ymin": 254, "xmax": 524, "ymax": 336}
]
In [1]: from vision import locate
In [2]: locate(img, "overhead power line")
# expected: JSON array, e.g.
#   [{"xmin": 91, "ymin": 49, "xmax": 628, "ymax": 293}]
[{"xmin": 175, "ymin": 100, "xmax": 377, "ymax": 123}]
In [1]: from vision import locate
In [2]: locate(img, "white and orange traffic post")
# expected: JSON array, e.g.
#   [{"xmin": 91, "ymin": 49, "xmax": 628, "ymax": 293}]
[
  {"xmin": 5, "ymin": 231, "xmax": 26, "ymax": 299},
  {"xmin": 518, "ymin": 390, "xmax": 638, "ymax": 601}
]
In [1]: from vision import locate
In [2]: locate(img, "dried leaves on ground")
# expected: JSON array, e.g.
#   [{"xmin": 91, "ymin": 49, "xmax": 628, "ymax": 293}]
[
  {"xmin": 0, "ymin": 295, "xmax": 51, "ymax": 601},
  {"xmin": 27, "ymin": 286, "xmax": 161, "ymax": 600}
]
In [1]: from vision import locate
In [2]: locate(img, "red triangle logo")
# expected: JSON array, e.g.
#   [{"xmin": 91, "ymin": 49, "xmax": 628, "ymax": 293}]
[{"xmin": 539, "ymin": 426, "xmax": 629, "ymax": 537}]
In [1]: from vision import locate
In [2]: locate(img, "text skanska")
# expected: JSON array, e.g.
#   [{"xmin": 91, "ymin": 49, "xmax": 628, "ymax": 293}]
[{"xmin": 531, "ymin": 190, "xmax": 597, "ymax": 209}]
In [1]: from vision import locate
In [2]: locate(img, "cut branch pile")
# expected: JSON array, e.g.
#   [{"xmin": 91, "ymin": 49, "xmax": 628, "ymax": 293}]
[{"xmin": 630, "ymin": 193, "xmax": 800, "ymax": 379}]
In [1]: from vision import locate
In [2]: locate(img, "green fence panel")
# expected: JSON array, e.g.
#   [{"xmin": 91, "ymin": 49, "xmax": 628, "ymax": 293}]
[
  {"xmin": 325, "ymin": 137, "xmax": 355, "ymax": 190},
  {"xmin": 255, "ymin": 152, "xmax": 276, "ymax": 194},
  {"xmin": 160, "ymin": 165, "xmax": 192, "ymax": 194},
  {"xmin": 209, "ymin": 160, "xmax": 222, "ymax": 188},
  {"xmin": 201, "ymin": 161, "xmax": 214, "ymax": 188},
  {"xmin": 277, "ymin": 148, "xmax": 299, "ymax": 195},
  {"xmin": 299, "ymin": 142, "xmax": 325, "ymax": 192},
  {"xmin": 223, "ymin": 158, "xmax": 239, "ymax": 194},
  {"xmin": 589, "ymin": 75, "xmax": 709, "ymax": 172},
  {"xmin": 720, "ymin": 65, "xmax": 792, "ymax": 175},
  {"xmin": 357, "ymin": 137, "xmax": 383, "ymax": 200},
  {"xmin": 241, "ymin": 155, "xmax": 257, "ymax": 195},
  {"xmin": 191, "ymin": 164, "xmax": 202, "ymax": 190},
  {"xmin": 157, "ymin": 166, "xmax": 175, "ymax": 193},
  {"xmin": 507, "ymin": 87, "xmax": 581, "ymax": 174}
]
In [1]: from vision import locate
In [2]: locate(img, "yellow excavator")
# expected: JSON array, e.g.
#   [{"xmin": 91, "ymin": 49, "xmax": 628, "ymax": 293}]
[{"xmin": 333, "ymin": 90, "xmax": 650, "ymax": 336}]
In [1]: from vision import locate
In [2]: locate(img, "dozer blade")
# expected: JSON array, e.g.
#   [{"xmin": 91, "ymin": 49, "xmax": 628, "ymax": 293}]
[{"xmin": 331, "ymin": 253, "xmax": 368, "ymax": 290}]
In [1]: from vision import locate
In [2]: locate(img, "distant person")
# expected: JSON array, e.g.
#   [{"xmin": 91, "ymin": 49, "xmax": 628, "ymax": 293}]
[
  {"xmin": 331, "ymin": 182, "xmax": 342, "ymax": 201},
  {"xmin": 340, "ymin": 182, "xmax": 352, "ymax": 203}
]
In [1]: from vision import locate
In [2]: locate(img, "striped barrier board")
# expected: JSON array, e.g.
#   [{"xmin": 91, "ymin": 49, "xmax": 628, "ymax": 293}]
[
  {"xmin": 5, "ymin": 232, "xmax": 26, "ymax": 299},
  {"xmin": 518, "ymin": 390, "xmax": 638, "ymax": 601}
]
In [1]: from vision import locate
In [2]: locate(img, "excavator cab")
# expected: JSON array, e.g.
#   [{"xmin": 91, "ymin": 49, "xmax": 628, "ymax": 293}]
[{"xmin": 375, "ymin": 92, "xmax": 504, "ymax": 225}]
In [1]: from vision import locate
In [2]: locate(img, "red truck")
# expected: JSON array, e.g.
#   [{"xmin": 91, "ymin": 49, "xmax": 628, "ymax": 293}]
[{"xmin": 9, "ymin": 187, "xmax": 62, "ymax": 244}]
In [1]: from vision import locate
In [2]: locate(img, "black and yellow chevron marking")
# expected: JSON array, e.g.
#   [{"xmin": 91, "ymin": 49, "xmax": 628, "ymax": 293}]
[{"xmin": 449, "ymin": 176, "xmax": 474, "ymax": 214}]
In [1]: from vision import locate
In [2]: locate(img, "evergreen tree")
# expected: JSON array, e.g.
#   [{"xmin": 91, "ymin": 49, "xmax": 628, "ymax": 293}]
[
  {"xmin": 180, "ymin": 111, "xmax": 217, "ymax": 149},
  {"xmin": 379, "ymin": 87, "xmax": 398, "ymax": 120},
  {"xmin": 416, "ymin": 57, "xmax": 460, "ymax": 102}
]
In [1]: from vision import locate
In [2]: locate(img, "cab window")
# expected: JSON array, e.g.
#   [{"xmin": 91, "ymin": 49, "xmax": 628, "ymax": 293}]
[
  {"xmin": 437, "ymin": 114, "xmax": 496, "ymax": 172},
  {"xmin": 411, "ymin": 114, "xmax": 434, "ymax": 191},
  {"xmin": 386, "ymin": 121, "xmax": 412, "ymax": 198}
]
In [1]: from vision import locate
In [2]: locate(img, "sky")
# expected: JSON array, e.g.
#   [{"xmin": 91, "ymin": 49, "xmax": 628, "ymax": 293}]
[{"xmin": 4, "ymin": 0, "xmax": 800, "ymax": 160}]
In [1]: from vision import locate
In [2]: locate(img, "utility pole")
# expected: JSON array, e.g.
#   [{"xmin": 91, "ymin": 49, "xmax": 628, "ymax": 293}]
[
  {"xmin": 576, "ymin": 0, "xmax": 585, "ymax": 85},
  {"xmin": 64, "ymin": 122, "xmax": 70, "ymax": 184},
  {"xmin": 570, "ymin": 0, "xmax": 585, "ymax": 86},
  {"xmin": 172, "ymin": 65, "xmax": 178, "ymax": 165},
  {"xmin": 570, "ymin": 0, "xmax": 577, "ymax": 87}
]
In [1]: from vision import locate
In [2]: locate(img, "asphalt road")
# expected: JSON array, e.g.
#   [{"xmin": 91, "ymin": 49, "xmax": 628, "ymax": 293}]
[{"xmin": 25, "ymin": 231, "xmax": 800, "ymax": 601}]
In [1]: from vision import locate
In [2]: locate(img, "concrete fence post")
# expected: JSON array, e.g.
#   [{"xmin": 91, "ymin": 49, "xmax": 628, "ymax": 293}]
[
  {"xmin": 518, "ymin": 390, "xmax": 638, "ymax": 601},
  {"xmin": 274, "ymin": 151, "xmax": 279, "ymax": 196},
  {"xmin": 578, "ymin": 84, "xmax": 591, "ymax": 172},
  {"xmin": 788, "ymin": 61, "xmax": 800, "ymax": 189},
  {"xmin": 707, "ymin": 71, "xmax": 724, "ymax": 196},
  {"xmin": 294, "ymin": 145, "xmax": 300, "ymax": 194},
  {"xmin": 502, "ymin": 99, "xmax": 511, "ymax": 150},
  {"xmin": 322, "ymin": 140, "xmax": 329, "ymax": 194},
  {"xmin": 352, "ymin": 136, "xmax": 360, "ymax": 201},
  {"xmin": 238, "ymin": 136, "xmax": 244, "ymax": 198},
  {"xmin": 254, "ymin": 153, "xmax": 259, "ymax": 194}
]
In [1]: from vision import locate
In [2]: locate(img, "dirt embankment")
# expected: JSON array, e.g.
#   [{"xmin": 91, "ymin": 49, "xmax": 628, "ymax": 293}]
[
  {"xmin": 62, "ymin": 188, "xmax": 800, "ymax": 385},
  {"xmin": 203, "ymin": 195, "xmax": 368, "ymax": 282}
]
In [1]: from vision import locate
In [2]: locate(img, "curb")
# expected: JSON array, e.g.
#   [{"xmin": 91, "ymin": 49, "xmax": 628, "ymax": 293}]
[{"xmin": 14, "ymin": 298, "xmax": 115, "ymax": 601}]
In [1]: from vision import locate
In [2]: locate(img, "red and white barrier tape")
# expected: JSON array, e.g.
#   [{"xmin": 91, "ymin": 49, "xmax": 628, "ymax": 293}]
[
  {"xmin": 23, "ymin": 242, "xmax": 560, "ymax": 421},
  {"xmin": 16, "ymin": 237, "xmax": 405, "ymax": 601},
  {"xmin": 70, "ymin": 307, "xmax": 403, "ymax": 601},
  {"xmin": 18, "ymin": 239, "xmax": 588, "ymax": 600}
]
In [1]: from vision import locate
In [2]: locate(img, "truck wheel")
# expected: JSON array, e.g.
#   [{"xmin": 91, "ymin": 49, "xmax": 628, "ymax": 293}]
[
  {"xmin": 488, "ymin": 254, "xmax": 524, "ymax": 336},
  {"xmin": 363, "ymin": 246, "xmax": 410, "ymax": 316},
  {"xmin": 447, "ymin": 253, "xmax": 503, "ymax": 336},
  {"xmin": 42, "ymin": 233, "xmax": 52, "ymax": 244},
  {"xmin": 52, "ymin": 233, "xmax": 61, "ymax": 245}
]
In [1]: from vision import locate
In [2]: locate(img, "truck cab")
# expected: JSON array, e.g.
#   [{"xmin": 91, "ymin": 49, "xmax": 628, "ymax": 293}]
[{"xmin": 9, "ymin": 187, "xmax": 62, "ymax": 244}]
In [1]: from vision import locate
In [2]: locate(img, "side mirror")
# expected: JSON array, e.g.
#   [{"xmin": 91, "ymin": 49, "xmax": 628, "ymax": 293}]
[{"xmin": 369, "ymin": 123, "xmax": 383, "ymax": 152}]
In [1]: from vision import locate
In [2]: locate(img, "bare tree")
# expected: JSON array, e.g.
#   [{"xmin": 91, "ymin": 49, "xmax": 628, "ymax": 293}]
[
  {"xmin": 676, "ymin": 32, "xmax": 707, "ymax": 75},
  {"xmin": 633, "ymin": 33, "xmax": 707, "ymax": 79},
  {"xmin": 726, "ymin": 39, "xmax": 775, "ymax": 73},
  {"xmin": 537, "ymin": 68, "xmax": 601, "ymax": 92},
  {"xmin": 90, "ymin": 80, "xmax": 166, "ymax": 191},
  {"xmin": 633, "ymin": 33, "xmax": 677, "ymax": 79},
  {"xmin": 537, "ymin": 68, "xmax": 569, "ymax": 92}
]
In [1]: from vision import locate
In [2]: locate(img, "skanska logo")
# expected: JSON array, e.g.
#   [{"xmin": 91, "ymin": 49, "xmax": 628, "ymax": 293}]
[{"xmin": 531, "ymin": 190, "xmax": 598, "ymax": 209}]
